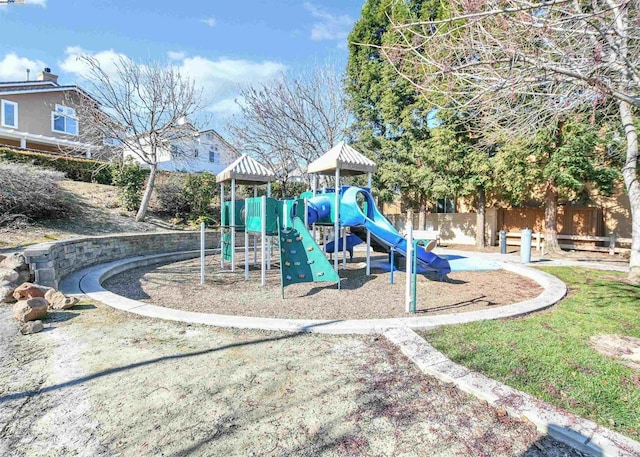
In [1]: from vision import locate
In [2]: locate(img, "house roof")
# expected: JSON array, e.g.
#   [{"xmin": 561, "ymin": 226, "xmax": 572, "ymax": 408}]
[
  {"xmin": 0, "ymin": 80, "xmax": 98, "ymax": 104},
  {"xmin": 216, "ymin": 154, "xmax": 276, "ymax": 184},
  {"xmin": 307, "ymin": 142, "xmax": 377, "ymax": 176}
]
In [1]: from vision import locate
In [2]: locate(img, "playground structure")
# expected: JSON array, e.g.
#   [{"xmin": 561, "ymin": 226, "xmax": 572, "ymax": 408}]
[{"xmin": 214, "ymin": 143, "xmax": 451, "ymax": 307}]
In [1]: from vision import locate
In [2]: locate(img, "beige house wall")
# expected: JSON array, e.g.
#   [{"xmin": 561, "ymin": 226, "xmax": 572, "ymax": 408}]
[{"xmin": 0, "ymin": 91, "xmax": 85, "ymax": 140}]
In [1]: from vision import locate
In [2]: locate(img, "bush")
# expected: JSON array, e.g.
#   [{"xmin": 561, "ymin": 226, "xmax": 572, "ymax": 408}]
[
  {"xmin": 154, "ymin": 174, "xmax": 191, "ymax": 218},
  {"xmin": 0, "ymin": 161, "xmax": 75, "ymax": 225},
  {"xmin": 0, "ymin": 148, "xmax": 113, "ymax": 184},
  {"xmin": 110, "ymin": 159, "xmax": 148, "ymax": 211},
  {"xmin": 184, "ymin": 173, "xmax": 217, "ymax": 218},
  {"xmin": 153, "ymin": 172, "xmax": 218, "ymax": 223}
]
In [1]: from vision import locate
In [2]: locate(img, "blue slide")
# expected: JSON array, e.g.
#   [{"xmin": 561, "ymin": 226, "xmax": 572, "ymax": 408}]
[{"xmin": 336, "ymin": 187, "xmax": 451, "ymax": 279}]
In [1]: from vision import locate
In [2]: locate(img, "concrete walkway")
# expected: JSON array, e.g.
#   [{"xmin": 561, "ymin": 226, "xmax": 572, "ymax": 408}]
[
  {"xmin": 438, "ymin": 248, "xmax": 630, "ymax": 273},
  {"xmin": 60, "ymin": 250, "xmax": 567, "ymax": 334}
]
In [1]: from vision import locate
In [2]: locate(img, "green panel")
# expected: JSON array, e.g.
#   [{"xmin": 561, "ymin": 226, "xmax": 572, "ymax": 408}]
[
  {"xmin": 279, "ymin": 217, "xmax": 340, "ymax": 290},
  {"xmin": 221, "ymin": 201, "xmax": 245, "ymax": 231},
  {"xmin": 276, "ymin": 199, "xmax": 305, "ymax": 229},
  {"xmin": 245, "ymin": 197, "xmax": 278, "ymax": 234},
  {"xmin": 222, "ymin": 232, "xmax": 233, "ymax": 262}
]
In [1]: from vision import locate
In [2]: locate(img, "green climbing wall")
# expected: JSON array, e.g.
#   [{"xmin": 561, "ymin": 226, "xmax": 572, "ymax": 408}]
[
  {"xmin": 279, "ymin": 217, "xmax": 340, "ymax": 294},
  {"xmin": 222, "ymin": 232, "xmax": 233, "ymax": 262}
]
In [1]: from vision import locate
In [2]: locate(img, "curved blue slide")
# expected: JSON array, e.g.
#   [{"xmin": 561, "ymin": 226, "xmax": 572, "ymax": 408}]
[{"xmin": 337, "ymin": 187, "xmax": 451, "ymax": 279}]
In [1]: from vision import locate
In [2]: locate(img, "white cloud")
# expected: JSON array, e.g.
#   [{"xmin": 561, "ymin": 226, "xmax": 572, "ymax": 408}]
[
  {"xmin": 26, "ymin": 0, "xmax": 47, "ymax": 5},
  {"xmin": 168, "ymin": 51, "xmax": 186, "ymax": 61},
  {"xmin": 209, "ymin": 97, "xmax": 242, "ymax": 117},
  {"xmin": 60, "ymin": 46, "xmax": 130, "ymax": 80},
  {"xmin": 304, "ymin": 3, "xmax": 354, "ymax": 47},
  {"xmin": 59, "ymin": 47, "xmax": 285, "ymax": 121},
  {"xmin": 177, "ymin": 56, "xmax": 286, "ymax": 102},
  {"xmin": 201, "ymin": 17, "xmax": 216, "ymax": 27},
  {"xmin": 0, "ymin": 52, "xmax": 46, "ymax": 81}
]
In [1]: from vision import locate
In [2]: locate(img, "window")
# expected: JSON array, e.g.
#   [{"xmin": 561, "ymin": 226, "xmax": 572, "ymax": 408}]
[
  {"xmin": 51, "ymin": 104, "xmax": 78, "ymax": 135},
  {"xmin": 436, "ymin": 197, "xmax": 456, "ymax": 214},
  {"xmin": 1, "ymin": 99, "xmax": 18, "ymax": 128},
  {"xmin": 208, "ymin": 145, "xmax": 217, "ymax": 163}
]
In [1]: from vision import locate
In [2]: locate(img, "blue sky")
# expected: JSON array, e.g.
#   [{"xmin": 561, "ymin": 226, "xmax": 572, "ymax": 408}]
[{"xmin": 0, "ymin": 0, "xmax": 364, "ymax": 129}]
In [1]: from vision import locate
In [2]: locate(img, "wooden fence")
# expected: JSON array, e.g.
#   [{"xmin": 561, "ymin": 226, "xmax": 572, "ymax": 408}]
[{"xmin": 505, "ymin": 232, "xmax": 632, "ymax": 255}]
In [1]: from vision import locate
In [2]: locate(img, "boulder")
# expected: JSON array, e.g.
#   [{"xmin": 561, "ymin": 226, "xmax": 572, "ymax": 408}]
[
  {"xmin": 0, "ymin": 253, "xmax": 28, "ymax": 272},
  {"xmin": 13, "ymin": 297, "xmax": 48, "ymax": 322},
  {"xmin": 20, "ymin": 320, "xmax": 44, "ymax": 335},
  {"xmin": 45, "ymin": 289, "xmax": 78, "ymax": 310},
  {"xmin": 16, "ymin": 269, "xmax": 32, "ymax": 284},
  {"xmin": 0, "ymin": 284, "xmax": 17, "ymax": 304},
  {"xmin": 0, "ymin": 268, "xmax": 19, "ymax": 283},
  {"xmin": 13, "ymin": 283, "xmax": 46, "ymax": 301}
]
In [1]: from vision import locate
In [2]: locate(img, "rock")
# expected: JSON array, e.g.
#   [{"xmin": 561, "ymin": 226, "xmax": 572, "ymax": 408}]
[
  {"xmin": 20, "ymin": 320, "xmax": 44, "ymax": 335},
  {"xmin": 13, "ymin": 283, "xmax": 46, "ymax": 300},
  {"xmin": 16, "ymin": 269, "xmax": 32, "ymax": 284},
  {"xmin": 0, "ymin": 284, "xmax": 17, "ymax": 304},
  {"xmin": 0, "ymin": 268, "xmax": 19, "ymax": 283},
  {"xmin": 0, "ymin": 253, "xmax": 28, "ymax": 272},
  {"xmin": 45, "ymin": 289, "xmax": 78, "ymax": 310},
  {"xmin": 12, "ymin": 297, "xmax": 48, "ymax": 322}
]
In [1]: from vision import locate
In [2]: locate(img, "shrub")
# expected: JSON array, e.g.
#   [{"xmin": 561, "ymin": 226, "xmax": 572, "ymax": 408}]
[
  {"xmin": 154, "ymin": 174, "xmax": 191, "ymax": 218},
  {"xmin": 153, "ymin": 172, "xmax": 218, "ymax": 223},
  {"xmin": 0, "ymin": 161, "xmax": 75, "ymax": 225},
  {"xmin": 110, "ymin": 159, "xmax": 148, "ymax": 211},
  {"xmin": 0, "ymin": 148, "xmax": 113, "ymax": 184},
  {"xmin": 184, "ymin": 173, "xmax": 217, "ymax": 218}
]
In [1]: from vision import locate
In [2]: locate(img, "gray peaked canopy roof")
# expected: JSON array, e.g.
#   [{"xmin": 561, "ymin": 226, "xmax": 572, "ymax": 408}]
[
  {"xmin": 307, "ymin": 142, "xmax": 377, "ymax": 176},
  {"xmin": 216, "ymin": 154, "xmax": 276, "ymax": 185}
]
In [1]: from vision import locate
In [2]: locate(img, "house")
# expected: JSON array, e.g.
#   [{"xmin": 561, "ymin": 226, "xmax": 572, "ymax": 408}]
[
  {"xmin": 0, "ymin": 68, "xmax": 101, "ymax": 157},
  {"xmin": 122, "ymin": 119, "xmax": 239, "ymax": 174}
]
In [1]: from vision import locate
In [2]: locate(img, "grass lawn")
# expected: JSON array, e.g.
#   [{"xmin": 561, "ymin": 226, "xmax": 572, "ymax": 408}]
[{"xmin": 422, "ymin": 267, "xmax": 640, "ymax": 440}]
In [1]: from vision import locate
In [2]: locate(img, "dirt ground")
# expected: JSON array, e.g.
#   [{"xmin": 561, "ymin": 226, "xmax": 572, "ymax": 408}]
[
  {"xmin": 0, "ymin": 180, "xmax": 174, "ymax": 253},
  {"xmin": 0, "ymin": 302, "xmax": 585, "ymax": 457},
  {"xmin": 103, "ymin": 254, "xmax": 542, "ymax": 320}
]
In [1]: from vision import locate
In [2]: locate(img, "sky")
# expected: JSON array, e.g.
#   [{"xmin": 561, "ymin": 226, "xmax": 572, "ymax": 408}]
[{"xmin": 0, "ymin": 0, "xmax": 364, "ymax": 131}]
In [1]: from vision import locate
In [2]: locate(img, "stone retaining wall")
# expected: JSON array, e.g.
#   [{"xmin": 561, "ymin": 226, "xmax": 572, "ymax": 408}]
[{"xmin": 24, "ymin": 231, "xmax": 221, "ymax": 288}]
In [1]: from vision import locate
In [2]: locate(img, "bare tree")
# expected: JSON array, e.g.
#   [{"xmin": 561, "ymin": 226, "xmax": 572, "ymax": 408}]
[
  {"xmin": 227, "ymin": 65, "xmax": 351, "ymax": 196},
  {"xmin": 72, "ymin": 55, "xmax": 205, "ymax": 221},
  {"xmin": 381, "ymin": 0, "xmax": 640, "ymax": 281}
]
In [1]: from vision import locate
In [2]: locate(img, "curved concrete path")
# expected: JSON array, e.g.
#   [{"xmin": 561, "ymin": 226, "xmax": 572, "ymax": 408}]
[{"xmin": 60, "ymin": 249, "xmax": 567, "ymax": 334}]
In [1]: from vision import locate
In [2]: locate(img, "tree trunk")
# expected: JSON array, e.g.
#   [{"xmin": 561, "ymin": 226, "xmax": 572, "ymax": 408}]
[
  {"xmin": 135, "ymin": 164, "xmax": 157, "ymax": 222},
  {"xmin": 619, "ymin": 100, "xmax": 640, "ymax": 283},
  {"xmin": 475, "ymin": 187, "xmax": 486, "ymax": 247},
  {"xmin": 419, "ymin": 195, "xmax": 426, "ymax": 230},
  {"xmin": 544, "ymin": 181, "xmax": 562, "ymax": 254}
]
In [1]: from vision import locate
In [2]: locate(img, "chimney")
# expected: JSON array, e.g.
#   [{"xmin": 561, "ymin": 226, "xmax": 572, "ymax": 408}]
[{"xmin": 36, "ymin": 67, "xmax": 59, "ymax": 84}]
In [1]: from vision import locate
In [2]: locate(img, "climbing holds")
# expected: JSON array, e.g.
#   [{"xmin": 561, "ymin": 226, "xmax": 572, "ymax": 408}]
[
  {"xmin": 307, "ymin": 260, "xmax": 314, "ymax": 265},
  {"xmin": 298, "ymin": 274, "xmax": 306, "ymax": 279},
  {"xmin": 284, "ymin": 261, "xmax": 291, "ymax": 267},
  {"xmin": 290, "ymin": 250, "xmax": 296, "ymax": 254},
  {"xmin": 294, "ymin": 261, "xmax": 301, "ymax": 266},
  {"xmin": 306, "ymin": 246, "xmax": 314, "ymax": 252},
  {"xmin": 317, "ymin": 272, "xmax": 324, "ymax": 277}
]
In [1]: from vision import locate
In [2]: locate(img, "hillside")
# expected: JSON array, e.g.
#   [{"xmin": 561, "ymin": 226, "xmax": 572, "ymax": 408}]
[{"xmin": 0, "ymin": 180, "xmax": 180, "ymax": 253}]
